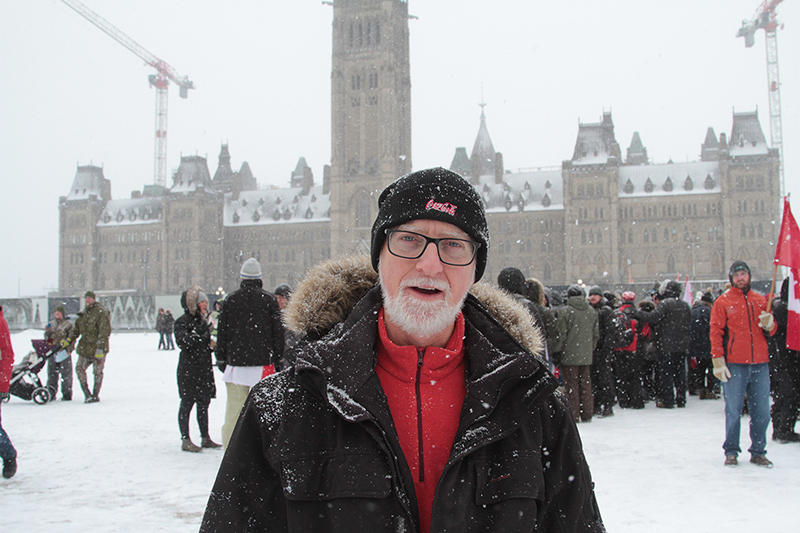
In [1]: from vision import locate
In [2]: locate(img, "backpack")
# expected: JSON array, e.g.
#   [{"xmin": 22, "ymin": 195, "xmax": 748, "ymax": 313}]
[{"xmin": 608, "ymin": 308, "xmax": 635, "ymax": 350}]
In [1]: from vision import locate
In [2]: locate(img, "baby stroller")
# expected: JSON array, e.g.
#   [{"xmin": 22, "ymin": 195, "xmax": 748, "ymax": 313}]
[{"xmin": 5, "ymin": 339, "xmax": 54, "ymax": 404}]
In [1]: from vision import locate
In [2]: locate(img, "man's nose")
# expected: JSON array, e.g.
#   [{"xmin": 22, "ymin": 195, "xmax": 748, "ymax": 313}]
[{"xmin": 415, "ymin": 241, "xmax": 444, "ymax": 274}]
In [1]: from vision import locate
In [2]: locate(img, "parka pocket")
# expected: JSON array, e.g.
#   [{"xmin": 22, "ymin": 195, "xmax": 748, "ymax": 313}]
[
  {"xmin": 474, "ymin": 452, "xmax": 545, "ymax": 505},
  {"xmin": 281, "ymin": 453, "xmax": 392, "ymax": 501}
]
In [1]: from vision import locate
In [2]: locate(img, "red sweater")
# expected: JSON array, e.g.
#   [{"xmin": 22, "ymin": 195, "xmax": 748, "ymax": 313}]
[{"xmin": 376, "ymin": 309, "xmax": 466, "ymax": 533}]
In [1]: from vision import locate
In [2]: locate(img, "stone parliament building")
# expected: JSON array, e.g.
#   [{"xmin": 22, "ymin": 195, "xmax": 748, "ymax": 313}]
[{"xmin": 57, "ymin": 0, "xmax": 781, "ymax": 302}]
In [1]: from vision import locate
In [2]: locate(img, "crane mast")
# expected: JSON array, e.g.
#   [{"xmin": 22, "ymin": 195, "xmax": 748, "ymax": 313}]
[
  {"xmin": 737, "ymin": 0, "xmax": 785, "ymax": 195},
  {"xmin": 59, "ymin": 0, "xmax": 194, "ymax": 187}
]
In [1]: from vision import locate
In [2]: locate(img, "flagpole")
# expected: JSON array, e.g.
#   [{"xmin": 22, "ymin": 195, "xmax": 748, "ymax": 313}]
[{"xmin": 768, "ymin": 263, "xmax": 779, "ymax": 313}]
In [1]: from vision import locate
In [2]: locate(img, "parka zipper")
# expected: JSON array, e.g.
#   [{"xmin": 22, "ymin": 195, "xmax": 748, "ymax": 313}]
[
  {"xmin": 744, "ymin": 291, "xmax": 755, "ymax": 363},
  {"xmin": 416, "ymin": 348, "xmax": 425, "ymax": 483}
]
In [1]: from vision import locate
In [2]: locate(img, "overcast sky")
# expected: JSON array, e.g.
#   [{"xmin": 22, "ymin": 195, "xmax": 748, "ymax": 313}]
[{"xmin": 1, "ymin": 0, "xmax": 798, "ymax": 298}]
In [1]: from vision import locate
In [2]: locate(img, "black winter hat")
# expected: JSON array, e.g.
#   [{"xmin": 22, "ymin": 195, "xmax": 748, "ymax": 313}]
[
  {"xmin": 371, "ymin": 167, "xmax": 490, "ymax": 281},
  {"xmin": 567, "ymin": 284, "xmax": 585, "ymax": 297},
  {"xmin": 728, "ymin": 260, "xmax": 751, "ymax": 283},
  {"xmin": 274, "ymin": 284, "xmax": 292, "ymax": 298},
  {"xmin": 588, "ymin": 285, "xmax": 603, "ymax": 297},
  {"xmin": 701, "ymin": 291, "xmax": 715, "ymax": 304},
  {"xmin": 497, "ymin": 267, "xmax": 526, "ymax": 296}
]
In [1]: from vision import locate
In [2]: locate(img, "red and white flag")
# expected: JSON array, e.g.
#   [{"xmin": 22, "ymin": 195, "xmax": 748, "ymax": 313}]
[
  {"xmin": 774, "ymin": 197, "xmax": 800, "ymax": 351},
  {"xmin": 682, "ymin": 276, "xmax": 693, "ymax": 306}
]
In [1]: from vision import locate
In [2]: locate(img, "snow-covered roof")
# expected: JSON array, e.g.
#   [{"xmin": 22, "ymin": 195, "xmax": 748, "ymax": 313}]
[
  {"xmin": 728, "ymin": 111, "xmax": 769, "ymax": 157},
  {"xmin": 170, "ymin": 155, "xmax": 212, "ymax": 193},
  {"xmin": 572, "ymin": 122, "xmax": 610, "ymax": 165},
  {"xmin": 223, "ymin": 185, "xmax": 330, "ymax": 227},
  {"xmin": 66, "ymin": 165, "xmax": 108, "ymax": 201},
  {"xmin": 478, "ymin": 168, "xmax": 564, "ymax": 213},
  {"xmin": 97, "ymin": 197, "xmax": 163, "ymax": 227},
  {"xmin": 618, "ymin": 161, "xmax": 720, "ymax": 198}
]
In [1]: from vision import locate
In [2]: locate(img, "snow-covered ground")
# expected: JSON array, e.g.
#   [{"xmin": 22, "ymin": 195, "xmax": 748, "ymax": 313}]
[{"xmin": 1, "ymin": 329, "xmax": 797, "ymax": 532}]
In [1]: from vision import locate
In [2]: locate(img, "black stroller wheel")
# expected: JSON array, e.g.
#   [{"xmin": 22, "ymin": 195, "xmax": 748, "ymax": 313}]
[
  {"xmin": 1, "ymin": 395, "xmax": 8, "ymax": 403},
  {"xmin": 32, "ymin": 387, "xmax": 51, "ymax": 405}
]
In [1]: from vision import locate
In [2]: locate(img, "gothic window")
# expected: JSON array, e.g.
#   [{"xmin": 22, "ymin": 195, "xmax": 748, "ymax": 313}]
[
  {"xmin": 366, "ymin": 22, "xmax": 371, "ymax": 45},
  {"xmin": 628, "ymin": 229, "xmax": 633, "ymax": 243},
  {"xmin": 543, "ymin": 263, "xmax": 552, "ymax": 281},
  {"xmin": 709, "ymin": 226, "xmax": 714, "ymax": 241},
  {"xmin": 541, "ymin": 240, "xmax": 547, "ymax": 253},
  {"xmin": 749, "ymin": 224, "xmax": 755, "ymax": 239},
  {"xmin": 671, "ymin": 227, "xmax": 678, "ymax": 243},
  {"xmin": 600, "ymin": 207, "xmax": 604, "ymax": 219},
  {"xmin": 652, "ymin": 228, "xmax": 657, "ymax": 243},
  {"xmin": 348, "ymin": 23, "xmax": 354, "ymax": 47},
  {"xmin": 667, "ymin": 255, "xmax": 676, "ymax": 273},
  {"xmin": 664, "ymin": 228, "xmax": 669, "ymax": 241},
  {"xmin": 741, "ymin": 224, "xmax": 747, "ymax": 238},
  {"xmin": 375, "ymin": 20, "xmax": 380, "ymax": 44},
  {"xmin": 597, "ymin": 184, "xmax": 603, "ymax": 197},
  {"xmin": 358, "ymin": 22, "xmax": 363, "ymax": 47},
  {"xmin": 589, "ymin": 230, "xmax": 594, "ymax": 244},
  {"xmin": 597, "ymin": 229, "xmax": 603, "ymax": 244},
  {"xmin": 644, "ymin": 229, "xmax": 649, "ymax": 243},
  {"xmin": 758, "ymin": 223, "xmax": 764, "ymax": 238},
  {"xmin": 620, "ymin": 230, "xmax": 625, "ymax": 244},
  {"xmin": 354, "ymin": 193, "xmax": 371, "ymax": 229}
]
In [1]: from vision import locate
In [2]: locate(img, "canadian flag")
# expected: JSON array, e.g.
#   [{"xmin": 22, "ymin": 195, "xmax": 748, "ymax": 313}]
[
  {"xmin": 682, "ymin": 277, "xmax": 693, "ymax": 306},
  {"xmin": 774, "ymin": 197, "xmax": 800, "ymax": 351}
]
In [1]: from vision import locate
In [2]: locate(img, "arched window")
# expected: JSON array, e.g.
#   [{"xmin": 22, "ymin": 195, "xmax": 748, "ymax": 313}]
[
  {"xmin": 628, "ymin": 229, "xmax": 634, "ymax": 243},
  {"xmin": 543, "ymin": 263, "xmax": 552, "ymax": 281},
  {"xmin": 644, "ymin": 229, "xmax": 650, "ymax": 243},
  {"xmin": 667, "ymin": 255, "xmax": 676, "ymax": 273}
]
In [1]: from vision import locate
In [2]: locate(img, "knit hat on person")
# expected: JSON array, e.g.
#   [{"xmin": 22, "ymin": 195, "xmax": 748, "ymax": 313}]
[
  {"xmin": 274, "ymin": 284, "xmax": 292, "ymax": 298},
  {"xmin": 55, "ymin": 305, "xmax": 66, "ymax": 315},
  {"xmin": 588, "ymin": 285, "xmax": 603, "ymax": 297},
  {"xmin": 701, "ymin": 291, "xmax": 715, "ymax": 304},
  {"xmin": 728, "ymin": 260, "xmax": 751, "ymax": 283},
  {"xmin": 240, "ymin": 257, "xmax": 262, "ymax": 279},
  {"xmin": 197, "ymin": 290, "xmax": 208, "ymax": 305},
  {"xmin": 497, "ymin": 267, "xmax": 526, "ymax": 296},
  {"xmin": 622, "ymin": 291, "xmax": 636, "ymax": 302},
  {"xmin": 567, "ymin": 284, "xmax": 585, "ymax": 298},
  {"xmin": 84, "ymin": 290, "xmax": 96, "ymax": 299},
  {"xmin": 370, "ymin": 167, "xmax": 490, "ymax": 281}
]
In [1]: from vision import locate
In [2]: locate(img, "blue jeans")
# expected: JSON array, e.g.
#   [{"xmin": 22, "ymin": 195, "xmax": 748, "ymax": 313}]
[
  {"xmin": 723, "ymin": 363, "xmax": 771, "ymax": 457},
  {"xmin": 0, "ymin": 403, "xmax": 17, "ymax": 461}
]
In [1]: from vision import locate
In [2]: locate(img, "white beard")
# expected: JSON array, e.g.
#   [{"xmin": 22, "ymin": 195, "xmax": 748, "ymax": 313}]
[{"xmin": 379, "ymin": 273, "xmax": 466, "ymax": 340}]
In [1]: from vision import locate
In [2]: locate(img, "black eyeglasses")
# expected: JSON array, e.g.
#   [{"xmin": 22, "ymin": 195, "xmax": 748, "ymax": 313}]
[{"xmin": 385, "ymin": 229, "xmax": 480, "ymax": 266}]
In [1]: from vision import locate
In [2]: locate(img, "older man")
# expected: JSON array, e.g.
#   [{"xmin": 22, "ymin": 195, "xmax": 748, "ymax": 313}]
[{"xmin": 200, "ymin": 168, "xmax": 604, "ymax": 533}]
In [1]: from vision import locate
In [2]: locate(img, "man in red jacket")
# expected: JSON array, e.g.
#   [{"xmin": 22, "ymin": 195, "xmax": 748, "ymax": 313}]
[
  {"xmin": 0, "ymin": 306, "xmax": 18, "ymax": 478},
  {"xmin": 710, "ymin": 260, "xmax": 777, "ymax": 467}
]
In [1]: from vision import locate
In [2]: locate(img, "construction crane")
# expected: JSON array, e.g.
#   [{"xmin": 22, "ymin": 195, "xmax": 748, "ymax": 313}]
[
  {"xmin": 737, "ymin": 0, "xmax": 786, "ymax": 194},
  {"xmin": 59, "ymin": 0, "xmax": 195, "ymax": 187}
]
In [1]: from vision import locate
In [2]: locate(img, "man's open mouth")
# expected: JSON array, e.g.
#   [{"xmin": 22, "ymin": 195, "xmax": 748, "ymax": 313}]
[{"xmin": 411, "ymin": 286, "xmax": 442, "ymax": 295}]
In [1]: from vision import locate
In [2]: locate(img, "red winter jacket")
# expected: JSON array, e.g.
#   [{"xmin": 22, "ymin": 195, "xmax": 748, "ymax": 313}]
[
  {"xmin": 0, "ymin": 308, "xmax": 15, "ymax": 393},
  {"xmin": 710, "ymin": 286, "xmax": 776, "ymax": 364}
]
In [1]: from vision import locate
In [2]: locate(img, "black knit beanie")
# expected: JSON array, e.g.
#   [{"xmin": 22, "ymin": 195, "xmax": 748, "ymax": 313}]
[
  {"xmin": 371, "ymin": 167, "xmax": 490, "ymax": 281},
  {"xmin": 497, "ymin": 267, "xmax": 526, "ymax": 296},
  {"xmin": 728, "ymin": 260, "xmax": 751, "ymax": 283}
]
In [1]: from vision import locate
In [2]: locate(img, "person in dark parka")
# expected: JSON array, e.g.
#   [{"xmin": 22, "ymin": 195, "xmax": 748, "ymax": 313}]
[
  {"xmin": 174, "ymin": 286, "xmax": 220, "ymax": 452},
  {"xmin": 201, "ymin": 167, "xmax": 603, "ymax": 533},
  {"xmin": 688, "ymin": 291, "xmax": 717, "ymax": 399},
  {"xmin": 636, "ymin": 280, "xmax": 692, "ymax": 408},
  {"xmin": 768, "ymin": 277, "xmax": 800, "ymax": 442}
]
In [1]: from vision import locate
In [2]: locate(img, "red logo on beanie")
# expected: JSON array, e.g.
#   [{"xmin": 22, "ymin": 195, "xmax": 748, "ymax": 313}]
[{"xmin": 425, "ymin": 199, "xmax": 457, "ymax": 216}]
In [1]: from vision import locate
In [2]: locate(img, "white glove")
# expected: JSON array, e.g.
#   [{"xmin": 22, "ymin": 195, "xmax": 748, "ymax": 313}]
[
  {"xmin": 713, "ymin": 357, "xmax": 731, "ymax": 383},
  {"xmin": 759, "ymin": 311, "xmax": 774, "ymax": 331}
]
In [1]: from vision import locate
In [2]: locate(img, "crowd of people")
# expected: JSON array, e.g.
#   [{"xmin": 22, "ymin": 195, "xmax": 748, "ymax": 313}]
[{"xmin": 500, "ymin": 259, "xmax": 799, "ymax": 469}]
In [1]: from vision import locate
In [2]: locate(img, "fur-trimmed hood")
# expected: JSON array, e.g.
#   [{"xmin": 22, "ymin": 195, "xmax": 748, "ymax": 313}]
[{"xmin": 285, "ymin": 254, "xmax": 543, "ymax": 356}]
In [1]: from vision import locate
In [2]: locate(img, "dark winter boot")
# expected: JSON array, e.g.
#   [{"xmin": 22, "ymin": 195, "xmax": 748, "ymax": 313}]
[
  {"xmin": 2, "ymin": 456, "xmax": 17, "ymax": 479},
  {"xmin": 201, "ymin": 437, "xmax": 222, "ymax": 449},
  {"xmin": 181, "ymin": 438, "xmax": 202, "ymax": 453}
]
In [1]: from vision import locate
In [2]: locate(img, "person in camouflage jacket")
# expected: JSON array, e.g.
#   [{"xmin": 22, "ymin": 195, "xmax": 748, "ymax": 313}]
[
  {"xmin": 44, "ymin": 305, "xmax": 75, "ymax": 401},
  {"xmin": 64, "ymin": 291, "xmax": 111, "ymax": 403}
]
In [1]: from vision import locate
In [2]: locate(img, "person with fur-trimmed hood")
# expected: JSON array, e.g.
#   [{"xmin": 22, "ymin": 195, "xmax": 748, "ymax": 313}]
[
  {"xmin": 174, "ymin": 286, "xmax": 220, "ymax": 453},
  {"xmin": 201, "ymin": 168, "xmax": 604, "ymax": 533}
]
